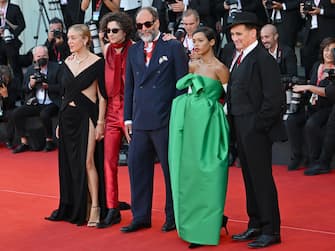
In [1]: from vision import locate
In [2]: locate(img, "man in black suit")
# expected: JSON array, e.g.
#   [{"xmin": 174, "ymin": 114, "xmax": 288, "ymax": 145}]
[
  {"xmin": 260, "ymin": 23, "xmax": 297, "ymax": 77},
  {"xmin": 300, "ymin": 0, "xmax": 335, "ymax": 79},
  {"xmin": 121, "ymin": 6, "xmax": 188, "ymax": 233},
  {"xmin": 0, "ymin": 0, "xmax": 25, "ymax": 83},
  {"xmin": 227, "ymin": 12, "xmax": 286, "ymax": 248},
  {"xmin": 11, "ymin": 46, "xmax": 61, "ymax": 154},
  {"xmin": 262, "ymin": 0, "xmax": 302, "ymax": 49}
]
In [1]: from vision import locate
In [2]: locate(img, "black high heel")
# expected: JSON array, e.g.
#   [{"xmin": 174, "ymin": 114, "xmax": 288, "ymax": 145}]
[
  {"xmin": 222, "ymin": 214, "xmax": 229, "ymax": 235},
  {"xmin": 189, "ymin": 243, "xmax": 203, "ymax": 249}
]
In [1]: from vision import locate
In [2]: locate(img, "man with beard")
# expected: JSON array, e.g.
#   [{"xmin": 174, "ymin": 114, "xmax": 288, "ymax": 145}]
[{"xmin": 121, "ymin": 6, "xmax": 188, "ymax": 233}]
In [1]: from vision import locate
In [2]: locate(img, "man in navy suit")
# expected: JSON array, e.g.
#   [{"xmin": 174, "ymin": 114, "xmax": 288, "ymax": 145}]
[{"xmin": 121, "ymin": 6, "xmax": 188, "ymax": 233}]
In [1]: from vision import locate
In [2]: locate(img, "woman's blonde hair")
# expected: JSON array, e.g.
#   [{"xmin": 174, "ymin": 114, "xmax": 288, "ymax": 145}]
[{"xmin": 68, "ymin": 24, "xmax": 92, "ymax": 48}]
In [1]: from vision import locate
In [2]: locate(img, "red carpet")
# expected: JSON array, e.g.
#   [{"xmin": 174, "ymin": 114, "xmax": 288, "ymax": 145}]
[{"xmin": 1, "ymin": 145, "xmax": 335, "ymax": 251}]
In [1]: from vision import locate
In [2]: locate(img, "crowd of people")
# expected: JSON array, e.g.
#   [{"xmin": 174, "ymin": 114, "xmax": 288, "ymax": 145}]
[{"xmin": 0, "ymin": 0, "xmax": 335, "ymax": 249}]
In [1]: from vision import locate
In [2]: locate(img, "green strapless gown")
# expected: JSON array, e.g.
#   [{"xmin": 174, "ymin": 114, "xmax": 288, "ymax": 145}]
[{"xmin": 169, "ymin": 73, "xmax": 230, "ymax": 245}]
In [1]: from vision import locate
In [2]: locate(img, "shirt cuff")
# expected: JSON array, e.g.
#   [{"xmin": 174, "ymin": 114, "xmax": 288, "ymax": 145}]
[
  {"xmin": 124, "ymin": 120, "xmax": 132, "ymax": 125},
  {"xmin": 282, "ymin": 3, "xmax": 286, "ymax": 10},
  {"xmin": 320, "ymin": 8, "xmax": 324, "ymax": 15}
]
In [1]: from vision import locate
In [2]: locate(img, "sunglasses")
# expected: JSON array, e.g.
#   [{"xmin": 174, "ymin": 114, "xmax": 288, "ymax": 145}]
[
  {"xmin": 106, "ymin": 28, "xmax": 121, "ymax": 34},
  {"xmin": 136, "ymin": 20, "xmax": 155, "ymax": 30}
]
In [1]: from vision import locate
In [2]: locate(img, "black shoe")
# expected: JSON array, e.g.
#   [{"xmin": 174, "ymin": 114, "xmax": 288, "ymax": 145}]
[
  {"xmin": 161, "ymin": 221, "xmax": 176, "ymax": 232},
  {"xmin": 222, "ymin": 215, "xmax": 229, "ymax": 235},
  {"xmin": 288, "ymin": 158, "xmax": 301, "ymax": 171},
  {"xmin": 97, "ymin": 208, "xmax": 121, "ymax": 228},
  {"xmin": 189, "ymin": 243, "xmax": 203, "ymax": 249},
  {"xmin": 118, "ymin": 201, "xmax": 131, "ymax": 211},
  {"xmin": 5, "ymin": 141, "xmax": 13, "ymax": 149},
  {"xmin": 304, "ymin": 164, "xmax": 330, "ymax": 176},
  {"xmin": 44, "ymin": 141, "xmax": 56, "ymax": 152},
  {"xmin": 232, "ymin": 228, "xmax": 261, "ymax": 241},
  {"xmin": 12, "ymin": 143, "xmax": 29, "ymax": 154},
  {"xmin": 45, "ymin": 209, "xmax": 60, "ymax": 221},
  {"xmin": 247, "ymin": 234, "xmax": 281, "ymax": 248},
  {"xmin": 120, "ymin": 221, "xmax": 151, "ymax": 233}
]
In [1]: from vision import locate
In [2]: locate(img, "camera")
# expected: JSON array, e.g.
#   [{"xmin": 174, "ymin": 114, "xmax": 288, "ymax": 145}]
[
  {"xmin": 87, "ymin": 20, "xmax": 102, "ymax": 55},
  {"xmin": 32, "ymin": 63, "xmax": 47, "ymax": 86},
  {"xmin": 225, "ymin": 0, "xmax": 240, "ymax": 24},
  {"xmin": 174, "ymin": 22, "xmax": 186, "ymax": 42},
  {"xmin": 2, "ymin": 26, "xmax": 14, "ymax": 43},
  {"xmin": 52, "ymin": 29, "xmax": 62, "ymax": 39},
  {"xmin": 303, "ymin": 0, "xmax": 315, "ymax": 12},
  {"xmin": 281, "ymin": 76, "xmax": 306, "ymax": 114},
  {"xmin": 265, "ymin": 0, "xmax": 273, "ymax": 9}
]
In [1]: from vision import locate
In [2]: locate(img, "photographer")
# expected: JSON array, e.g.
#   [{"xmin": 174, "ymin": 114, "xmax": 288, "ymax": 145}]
[
  {"xmin": 299, "ymin": 0, "xmax": 335, "ymax": 79},
  {"xmin": 0, "ymin": 65, "xmax": 18, "ymax": 148},
  {"xmin": 11, "ymin": 46, "xmax": 61, "ymax": 154},
  {"xmin": 286, "ymin": 37, "xmax": 335, "ymax": 171},
  {"xmin": 44, "ymin": 17, "xmax": 70, "ymax": 64},
  {"xmin": 261, "ymin": 24, "xmax": 297, "ymax": 77},
  {"xmin": 0, "ymin": 0, "xmax": 25, "ymax": 83},
  {"xmin": 262, "ymin": 1, "xmax": 302, "ymax": 49},
  {"xmin": 292, "ymin": 39, "xmax": 335, "ymax": 175}
]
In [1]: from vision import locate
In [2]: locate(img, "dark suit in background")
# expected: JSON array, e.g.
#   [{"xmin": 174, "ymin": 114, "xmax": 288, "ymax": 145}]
[
  {"xmin": 124, "ymin": 34, "xmax": 188, "ymax": 226},
  {"xmin": 0, "ymin": 2, "xmax": 25, "ymax": 83},
  {"xmin": 301, "ymin": 0, "xmax": 335, "ymax": 79},
  {"xmin": 265, "ymin": 0, "xmax": 302, "ymax": 49}
]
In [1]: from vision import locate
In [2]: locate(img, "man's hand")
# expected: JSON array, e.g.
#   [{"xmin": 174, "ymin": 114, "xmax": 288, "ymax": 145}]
[
  {"xmin": 29, "ymin": 75, "xmax": 37, "ymax": 88},
  {"xmin": 272, "ymin": 1, "xmax": 283, "ymax": 10},
  {"xmin": 124, "ymin": 123, "xmax": 132, "ymax": 143},
  {"xmin": 170, "ymin": 0, "xmax": 185, "ymax": 13},
  {"xmin": 0, "ymin": 84, "xmax": 8, "ymax": 97},
  {"xmin": 308, "ymin": 7, "xmax": 321, "ymax": 16}
]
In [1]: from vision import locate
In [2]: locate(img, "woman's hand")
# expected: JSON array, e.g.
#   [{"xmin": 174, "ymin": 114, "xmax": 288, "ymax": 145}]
[{"xmin": 95, "ymin": 122, "xmax": 105, "ymax": 141}]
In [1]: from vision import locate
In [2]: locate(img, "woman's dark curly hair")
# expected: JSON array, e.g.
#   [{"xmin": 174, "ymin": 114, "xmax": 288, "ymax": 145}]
[
  {"xmin": 99, "ymin": 12, "xmax": 134, "ymax": 41},
  {"xmin": 319, "ymin": 37, "xmax": 335, "ymax": 63}
]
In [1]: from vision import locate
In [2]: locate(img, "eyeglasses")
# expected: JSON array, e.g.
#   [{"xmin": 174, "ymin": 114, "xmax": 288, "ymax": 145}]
[
  {"xmin": 106, "ymin": 28, "xmax": 121, "ymax": 34},
  {"xmin": 136, "ymin": 20, "xmax": 155, "ymax": 30}
]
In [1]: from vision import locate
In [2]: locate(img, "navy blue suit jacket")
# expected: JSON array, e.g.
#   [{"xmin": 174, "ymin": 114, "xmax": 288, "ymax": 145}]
[{"xmin": 124, "ymin": 35, "xmax": 188, "ymax": 131}]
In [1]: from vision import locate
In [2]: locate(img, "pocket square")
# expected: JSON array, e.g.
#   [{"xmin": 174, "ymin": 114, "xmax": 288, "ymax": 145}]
[{"xmin": 159, "ymin": 56, "xmax": 168, "ymax": 64}]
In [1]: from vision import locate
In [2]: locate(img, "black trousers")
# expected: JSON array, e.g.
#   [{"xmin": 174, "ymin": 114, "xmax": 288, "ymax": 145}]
[
  {"xmin": 233, "ymin": 114, "xmax": 280, "ymax": 235},
  {"xmin": 0, "ymin": 41, "xmax": 23, "ymax": 83},
  {"xmin": 286, "ymin": 107, "xmax": 331, "ymax": 163},
  {"xmin": 301, "ymin": 29, "xmax": 320, "ymax": 80},
  {"xmin": 319, "ymin": 105, "xmax": 335, "ymax": 166},
  {"xmin": 12, "ymin": 103, "xmax": 58, "ymax": 140}
]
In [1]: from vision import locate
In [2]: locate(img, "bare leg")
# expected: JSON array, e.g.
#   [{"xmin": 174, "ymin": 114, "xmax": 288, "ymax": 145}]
[{"xmin": 86, "ymin": 119, "xmax": 100, "ymax": 226}]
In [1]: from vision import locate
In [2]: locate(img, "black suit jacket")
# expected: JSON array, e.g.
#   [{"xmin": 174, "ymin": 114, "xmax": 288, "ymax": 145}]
[
  {"xmin": 3, "ymin": 3, "xmax": 25, "ymax": 48},
  {"xmin": 23, "ymin": 62, "xmax": 62, "ymax": 107},
  {"xmin": 276, "ymin": 43, "xmax": 297, "ymax": 77},
  {"xmin": 303, "ymin": 0, "xmax": 335, "ymax": 43},
  {"xmin": 228, "ymin": 44, "xmax": 287, "ymax": 141},
  {"xmin": 188, "ymin": 0, "xmax": 217, "ymax": 29}
]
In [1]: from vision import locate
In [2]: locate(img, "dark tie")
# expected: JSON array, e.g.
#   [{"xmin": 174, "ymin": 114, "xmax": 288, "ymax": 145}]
[{"xmin": 236, "ymin": 51, "xmax": 243, "ymax": 65}]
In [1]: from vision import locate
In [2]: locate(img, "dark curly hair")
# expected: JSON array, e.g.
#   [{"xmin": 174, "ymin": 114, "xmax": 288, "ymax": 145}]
[
  {"xmin": 319, "ymin": 37, "xmax": 335, "ymax": 63},
  {"xmin": 99, "ymin": 12, "xmax": 134, "ymax": 41}
]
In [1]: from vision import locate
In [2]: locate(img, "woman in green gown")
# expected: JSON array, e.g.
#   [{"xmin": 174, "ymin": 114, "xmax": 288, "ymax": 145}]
[{"xmin": 169, "ymin": 27, "xmax": 230, "ymax": 248}]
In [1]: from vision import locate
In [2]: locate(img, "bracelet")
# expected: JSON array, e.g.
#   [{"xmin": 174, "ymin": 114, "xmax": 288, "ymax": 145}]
[{"xmin": 97, "ymin": 120, "xmax": 105, "ymax": 125}]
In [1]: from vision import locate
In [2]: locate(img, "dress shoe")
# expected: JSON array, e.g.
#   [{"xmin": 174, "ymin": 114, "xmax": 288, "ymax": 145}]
[
  {"xmin": 232, "ymin": 228, "xmax": 261, "ymax": 241},
  {"xmin": 118, "ymin": 201, "xmax": 131, "ymax": 210},
  {"xmin": 120, "ymin": 221, "xmax": 151, "ymax": 233},
  {"xmin": 304, "ymin": 164, "xmax": 330, "ymax": 176},
  {"xmin": 161, "ymin": 221, "xmax": 176, "ymax": 232},
  {"xmin": 189, "ymin": 243, "xmax": 203, "ymax": 249},
  {"xmin": 44, "ymin": 141, "xmax": 56, "ymax": 152},
  {"xmin": 97, "ymin": 208, "xmax": 121, "ymax": 228},
  {"xmin": 12, "ymin": 143, "xmax": 29, "ymax": 154},
  {"xmin": 248, "ymin": 234, "xmax": 281, "ymax": 248},
  {"xmin": 287, "ymin": 158, "xmax": 301, "ymax": 171}
]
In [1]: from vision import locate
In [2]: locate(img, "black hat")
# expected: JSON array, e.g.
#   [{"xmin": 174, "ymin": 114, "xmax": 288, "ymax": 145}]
[{"xmin": 229, "ymin": 12, "xmax": 259, "ymax": 28}]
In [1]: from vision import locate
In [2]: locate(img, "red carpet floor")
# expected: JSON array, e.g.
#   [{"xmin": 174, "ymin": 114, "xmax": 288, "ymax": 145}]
[{"xmin": 1, "ymin": 145, "xmax": 335, "ymax": 251}]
